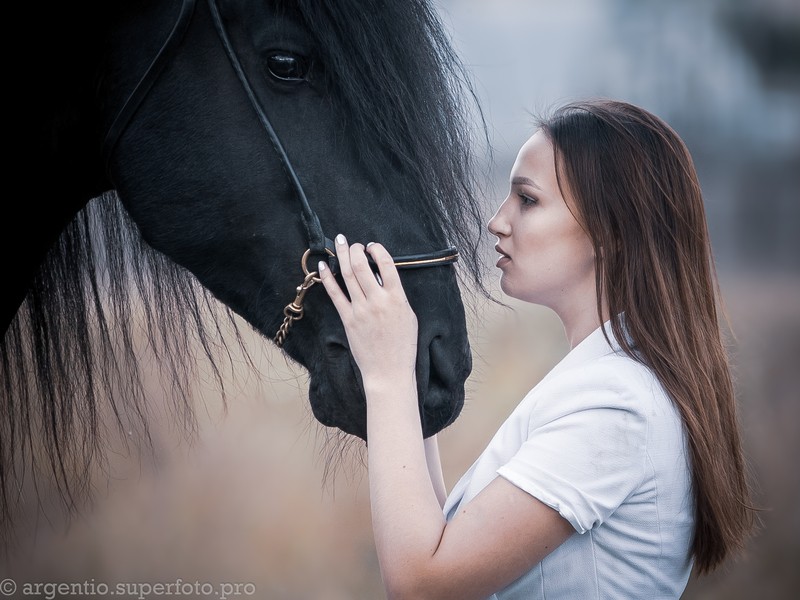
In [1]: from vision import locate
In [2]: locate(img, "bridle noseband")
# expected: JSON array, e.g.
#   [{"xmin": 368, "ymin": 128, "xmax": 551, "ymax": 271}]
[{"xmin": 102, "ymin": 0, "xmax": 460, "ymax": 348}]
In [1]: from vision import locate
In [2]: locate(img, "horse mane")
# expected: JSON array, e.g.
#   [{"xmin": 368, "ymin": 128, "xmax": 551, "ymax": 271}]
[
  {"xmin": 289, "ymin": 0, "xmax": 491, "ymax": 280},
  {"xmin": 0, "ymin": 0, "xmax": 490, "ymax": 542},
  {"xmin": 1, "ymin": 194, "xmax": 248, "ymax": 541}
]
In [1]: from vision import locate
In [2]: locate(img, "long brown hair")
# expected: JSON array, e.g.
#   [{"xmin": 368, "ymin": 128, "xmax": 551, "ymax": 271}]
[{"xmin": 538, "ymin": 99, "xmax": 754, "ymax": 573}]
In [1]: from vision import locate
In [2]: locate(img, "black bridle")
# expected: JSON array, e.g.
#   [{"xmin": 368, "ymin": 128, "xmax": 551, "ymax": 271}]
[{"xmin": 102, "ymin": 0, "xmax": 459, "ymax": 346}]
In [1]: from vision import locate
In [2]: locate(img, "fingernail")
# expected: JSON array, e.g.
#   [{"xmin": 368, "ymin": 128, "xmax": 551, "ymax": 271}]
[
  {"xmin": 366, "ymin": 242, "xmax": 375, "ymax": 248},
  {"xmin": 336, "ymin": 234, "xmax": 345, "ymax": 245},
  {"xmin": 318, "ymin": 261, "xmax": 326, "ymax": 272}
]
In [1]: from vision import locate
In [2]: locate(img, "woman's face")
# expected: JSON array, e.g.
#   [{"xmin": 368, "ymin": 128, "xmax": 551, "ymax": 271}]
[{"xmin": 487, "ymin": 130, "xmax": 596, "ymax": 310}]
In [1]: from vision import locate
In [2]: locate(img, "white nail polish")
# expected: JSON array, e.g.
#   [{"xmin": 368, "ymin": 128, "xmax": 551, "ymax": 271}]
[
  {"xmin": 318, "ymin": 261, "xmax": 326, "ymax": 272},
  {"xmin": 336, "ymin": 234, "xmax": 345, "ymax": 245}
]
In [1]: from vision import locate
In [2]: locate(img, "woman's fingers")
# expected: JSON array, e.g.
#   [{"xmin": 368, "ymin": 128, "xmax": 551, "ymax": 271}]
[
  {"xmin": 317, "ymin": 260, "xmax": 350, "ymax": 316},
  {"xmin": 334, "ymin": 234, "xmax": 366, "ymax": 303},
  {"xmin": 366, "ymin": 243, "xmax": 403, "ymax": 293},
  {"xmin": 321, "ymin": 236, "xmax": 403, "ymax": 313},
  {"xmin": 350, "ymin": 243, "xmax": 384, "ymax": 296},
  {"xmin": 318, "ymin": 235, "xmax": 419, "ymax": 383},
  {"xmin": 335, "ymin": 234, "xmax": 387, "ymax": 298}
]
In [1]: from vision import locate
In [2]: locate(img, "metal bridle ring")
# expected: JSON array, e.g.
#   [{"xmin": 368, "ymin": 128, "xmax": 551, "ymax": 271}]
[{"xmin": 301, "ymin": 247, "xmax": 335, "ymax": 282}]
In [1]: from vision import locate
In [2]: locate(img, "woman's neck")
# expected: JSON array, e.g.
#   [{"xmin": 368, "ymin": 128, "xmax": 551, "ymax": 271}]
[{"xmin": 554, "ymin": 292, "xmax": 610, "ymax": 350}]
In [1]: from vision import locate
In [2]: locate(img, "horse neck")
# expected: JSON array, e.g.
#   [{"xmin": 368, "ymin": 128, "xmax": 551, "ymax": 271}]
[
  {"xmin": 3, "ymin": 148, "xmax": 109, "ymax": 339},
  {"xmin": 4, "ymin": 3, "xmax": 113, "ymax": 334}
]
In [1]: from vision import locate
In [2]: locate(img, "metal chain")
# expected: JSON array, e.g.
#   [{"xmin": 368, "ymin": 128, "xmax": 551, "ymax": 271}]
[{"xmin": 274, "ymin": 271, "xmax": 319, "ymax": 347}]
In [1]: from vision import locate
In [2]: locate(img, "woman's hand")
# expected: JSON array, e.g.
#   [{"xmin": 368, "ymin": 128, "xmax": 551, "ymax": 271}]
[{"xmin": 318, "ymin": 234, "xmax": 419, "ymax": 387}]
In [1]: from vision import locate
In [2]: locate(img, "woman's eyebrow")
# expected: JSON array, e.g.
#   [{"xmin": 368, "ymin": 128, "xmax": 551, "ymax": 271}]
[{"xmin": 511, "ymin": 175, "xmax": 543, "ymax": 190}]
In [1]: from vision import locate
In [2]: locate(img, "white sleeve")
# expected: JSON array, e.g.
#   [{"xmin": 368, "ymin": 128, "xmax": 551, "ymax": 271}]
[{"xmin": 497, "ymin": 363, "xmax": 649, "ymax": 534}]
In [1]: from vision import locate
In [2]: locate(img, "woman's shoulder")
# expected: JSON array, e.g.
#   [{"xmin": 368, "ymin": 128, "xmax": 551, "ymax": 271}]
[
  {"xmin": 541, "ymin": 347, "xmax": 659, "ymax": 391},
  {"xmin": 527, "ymin": 351, "xmax": 673, "ymax": 423}
]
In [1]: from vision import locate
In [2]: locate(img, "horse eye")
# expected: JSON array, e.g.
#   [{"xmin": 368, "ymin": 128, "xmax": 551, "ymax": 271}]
[{"xmin": 265, "ymin": 52, "xmax": 310, "ymax": 82}]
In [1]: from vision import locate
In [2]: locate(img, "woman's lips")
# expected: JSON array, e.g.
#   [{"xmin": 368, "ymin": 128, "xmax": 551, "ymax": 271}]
[{"xmin": 495, "ymin": 245, "xmax": 511, "ymax": 267}]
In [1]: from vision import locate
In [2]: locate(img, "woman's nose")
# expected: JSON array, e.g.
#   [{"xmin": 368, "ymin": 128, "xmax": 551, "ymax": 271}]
[{"xmin": 487, "ymin": 198, "xmax": 510, "ymax": 237}]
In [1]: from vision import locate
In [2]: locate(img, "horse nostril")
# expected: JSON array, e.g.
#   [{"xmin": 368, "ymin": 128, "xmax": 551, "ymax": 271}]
[
  {"xmin": 324, "ymin": 337, "xmax": 363, "ymax": 385},
  {"xmin": 432, "ymin": 333, "xmax": 470, "ymax": 379},
  {"xmin": 416, "ymin": 335, "xmax": 469, "ymax": 436},
  {"xmin": 424, "ymin": 335, "xmax": 470, "ymax": 404},
  {"xmin": 324, "ymin": 338, "xmax": 350, "ymax": 355},
  {"xmin": 314, "ymin": 336, "xmax": 368, "ymax": 439},
  {"xmin": 425, "ymin": 337, "xmax": 447, "ymax": 403}
]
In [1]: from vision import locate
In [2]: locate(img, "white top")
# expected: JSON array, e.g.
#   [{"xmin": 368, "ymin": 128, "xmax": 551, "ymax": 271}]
[{"xmin": 443, "ymin": 322, "xmax": 694, "ymax": 599}]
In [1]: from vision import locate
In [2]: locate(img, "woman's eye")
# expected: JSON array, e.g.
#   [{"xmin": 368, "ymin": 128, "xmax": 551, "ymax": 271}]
[
  {"xmin": 518, "ymin": 193, "xmax": 538, "ymax": 206},
  {"xmin": 265, "ymin": 52, "xmax": 311, "ymax": 82}
]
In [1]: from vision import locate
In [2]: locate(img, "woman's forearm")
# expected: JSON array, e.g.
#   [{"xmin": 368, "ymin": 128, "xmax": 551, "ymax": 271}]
[
  {"xmin": 316, "ymin": 240, "xmax": 453, "ymax": 596},
  {"xmin": 365, "ymin": 375, "xmax": 448, "ymax": 596}
]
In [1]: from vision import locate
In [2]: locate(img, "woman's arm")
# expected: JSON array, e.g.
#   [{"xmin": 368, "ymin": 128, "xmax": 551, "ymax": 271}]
[
  {"xmin": 319, "ymin": 238, "xmax": 574, "ymax": 599},
  {"xmin": 363, "ymin": 374, "xmax": 573, "ymax": 599}
]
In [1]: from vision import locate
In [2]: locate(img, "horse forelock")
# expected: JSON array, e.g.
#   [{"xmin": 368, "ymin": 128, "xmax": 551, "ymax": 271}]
[{"xmin": 287, "ymin": 0, "xmax": 492, "ymax": 290}]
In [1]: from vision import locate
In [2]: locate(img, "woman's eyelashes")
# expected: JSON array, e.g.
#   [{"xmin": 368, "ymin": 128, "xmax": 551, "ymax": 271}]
[{"xmin": 517, "ymin": 192, "xmax": 539, "ymax": 207}]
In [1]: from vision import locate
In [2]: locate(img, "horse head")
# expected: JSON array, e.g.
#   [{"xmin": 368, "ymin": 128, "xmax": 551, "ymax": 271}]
[
  {"xmin": 99, "ymin": 0, "xmax": 485, "ymax": 439},
  {"xmin": 97, "ymin": 0, "xmax": 484, "ymax": 438},
  {"xmin": 2, "ymin": 0, "xmax": 487, "ymax": 534}
]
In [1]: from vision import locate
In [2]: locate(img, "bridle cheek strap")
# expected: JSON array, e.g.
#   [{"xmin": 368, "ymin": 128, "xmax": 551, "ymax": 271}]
[{"xmin": 208, "ymin": 0, "xmax": 326, "ymax": 253}]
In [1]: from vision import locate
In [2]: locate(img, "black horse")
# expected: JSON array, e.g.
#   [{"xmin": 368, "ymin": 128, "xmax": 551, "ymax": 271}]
[{"xmin": 2, "ymin": 0, "xmax": 487, "ymax": 535}]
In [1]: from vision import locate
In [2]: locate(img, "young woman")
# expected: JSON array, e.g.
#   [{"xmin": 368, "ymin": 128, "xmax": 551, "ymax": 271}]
[{"xmin": 318, "ymin": 99, "xmax": 754, "ymax": 599}]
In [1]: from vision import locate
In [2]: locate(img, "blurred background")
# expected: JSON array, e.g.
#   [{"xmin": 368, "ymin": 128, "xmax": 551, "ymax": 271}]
[{"xmin": 2, "ymin": 0, "xmax": 798, "ymax": 598}]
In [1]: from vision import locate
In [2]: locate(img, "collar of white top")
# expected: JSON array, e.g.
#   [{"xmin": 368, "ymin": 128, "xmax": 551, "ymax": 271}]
[{"xmin": 542, "ymin": 317, "xmax": 634, "ymax": 385}]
